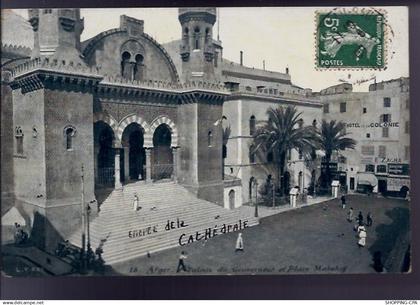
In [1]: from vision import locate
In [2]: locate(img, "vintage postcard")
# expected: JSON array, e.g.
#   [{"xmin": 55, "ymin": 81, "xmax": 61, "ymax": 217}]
[{"xmin": 1, "ymin": 6, "xmax": 410, "ymax": 276}]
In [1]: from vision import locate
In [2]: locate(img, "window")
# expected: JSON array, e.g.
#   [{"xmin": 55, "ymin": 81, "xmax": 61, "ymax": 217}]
[
  {"xmin": 65, "ymin": 127, "xmax": 76, "ymax": 150},
  {"xmin": 405, "ymin": 121, "xmax": 409, "ymax": 134},
  {"xmin": 249, "ymin": 145, "xmax": 255, "ymax": 163},
  {"xmin": 312, "ymin": 119, "xmax": 317, "ymax": 127},
  {"xmin": 381, "ymin": 114, "xmax": 391, "ymax": 123},
  {"xmin": 207, "ymin": 130, "xmax": 213, "ymax": 147},
  {"xmin": 287, "ymin": 149, "xmax": 292, "ymax": 161},
  {"xmin": 383, "ymin": 97, "xmax": 391, "ymax": 107},
  {"xmin": 133, "ymin": 54, "xmax": 144, "ymax": 81},
  {"xmin": 405, "ymin": 146, "xmax": 410, "ymax": 160},
  {"xmin": 365, "ymin": 164, "xmax": 375, "ymax": 172},
  {"xmin": 298, "ymin": 149, "xmax": 303, "ymax": 160},
  {"xmin": 377, "ymin": 165, "xmax": 387, "ymax": 173},
  {"xmin": 382, "ymin": 127, "xmax": 389, "ymax": 138},
  {"xmin": 361, "ymin": 145, "xmax": 374, "ymax": 156},
  {"xmin": 378, "ymin": 145, "xmax": 386, "ymax": 158},
  {"xmin": 340, "ymin": 102, "xmax": 346, "ymax": 113},
  {"xmin": 15, "ymin": 126, "xmax": 24, "ymax": 154},
  {"xmin": 366, "ymin": 133, "xmax": 371, "ymax": 138},
  {"xmin": 43, "ymin": 9, "xmax": 52, "ymax": 14},
  {"xmin": 323, "ymin": 103, "xmax": 329, "ymax": 113},
  {"xmin": 194, "ymin": 27, "xmax": 200, "ymax": 49},
  {"xmin": 121, "ymin": 51, "xmax": 131, "ymax": 79},
  {"xmin": 249, "ymin": 115, "xmax": 256, "ymax": 136},
  {"xmin": 267, "ymin": 151, "xmax": 273, "ymax": 163},
  {"xmin": 363, "ymin": 107, "xmax": 367, "ymax": 114}
]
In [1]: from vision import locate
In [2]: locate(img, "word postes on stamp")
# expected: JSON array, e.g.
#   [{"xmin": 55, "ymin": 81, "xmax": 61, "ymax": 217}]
[{"xmin": 316, "ymin": 9, "xmax": 386, "ymax": 69}]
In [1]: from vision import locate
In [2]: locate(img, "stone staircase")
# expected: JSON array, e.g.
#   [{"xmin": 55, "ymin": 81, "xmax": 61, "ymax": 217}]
[{"xmin": 68, "ymin": 181, "xmax": 259, "ymax": 264}]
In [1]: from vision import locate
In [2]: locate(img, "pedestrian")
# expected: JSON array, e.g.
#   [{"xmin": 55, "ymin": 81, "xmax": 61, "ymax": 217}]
[
  {"xmin": 341, "ymin": 195, "xmax": 346, "ymax": 209},
  {"xmin": 358, "ymin": 227, "xmax": 367, "ymax": 248},
  {"xmin": 176, "ymin": 251, "xmax": 188, "ymax": 273},
  {"xmin": 133, "ymin": 193, "xmax": 140, "ymax": 211},
  {"xmin": 406, "ymin": 190, "xmax": 410, "ymax": 202},
  {"xmin": 235, "ymin": 233, "xmax": 244, "ymax": 252},
  {"xmin": 367, "ymin": 212, "xmax": 373, "ymax": 226},
  {"xmin": 347, "ymin": 207, "xmax": 353, "ymax": 222},
  {"xmin": 357, "ymin": 211, "xmax": 364, "ymax": 225}
]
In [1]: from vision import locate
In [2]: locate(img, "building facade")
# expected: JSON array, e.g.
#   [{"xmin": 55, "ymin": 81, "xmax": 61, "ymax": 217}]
[
  {"xmin": 1, "ymin": 8, "xmax": 410, "ymax": 251},
  {"xmin": 319, "ymin": 79, "xmax": 410, "ymax": 195}
]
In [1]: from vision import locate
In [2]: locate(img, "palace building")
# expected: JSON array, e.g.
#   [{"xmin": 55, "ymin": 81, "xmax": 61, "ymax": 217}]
[{"xmin": 1, "ymin": 8, "xmax": 409, "ymax": 260}]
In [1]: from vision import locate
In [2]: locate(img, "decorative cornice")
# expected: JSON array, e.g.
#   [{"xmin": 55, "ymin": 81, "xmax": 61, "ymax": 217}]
[
  {"xmin": 226, "ymin": 91, "xmax": 323, "ymax": 108},
  {"xmin": 10, "ymin": 57, "xmax": 103, "ymax": 93}
]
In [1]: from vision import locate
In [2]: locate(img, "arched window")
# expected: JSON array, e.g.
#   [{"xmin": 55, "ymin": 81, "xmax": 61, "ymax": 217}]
[
  {"xmin": 267, "ymin": 151, "xmax": 273, "ymax": 162},
  {"xmin": 194, "ymin": 27, "xmax": 200, "ymax": 49},
  {"xmin": 134, "ymin": 54, "xmax": 144, "ymax": 81},
  {"xmin": 249, "ymin": 145, "xmax": 255, "ymax": 163},
  {"xmin": 64, "ymin": 126, "xmax": 76, "ymax": 150},
  {"xmin": 249, "ymin": 177, "xmax": 256, "ymax": 200},
  {"xmin": 208, "ymin": 130, "xmax": 213, "ymax": 147},
  {"xmin": 312, "ymin": 119, "xmax": 317, "ymax": 127},
  {"xmin": 249, "ymin": 115, "xmax": 256, "ymax": 136},
  {"xmin": 121, "ymin": 51, "xmax": 131, "ymax": 79}
]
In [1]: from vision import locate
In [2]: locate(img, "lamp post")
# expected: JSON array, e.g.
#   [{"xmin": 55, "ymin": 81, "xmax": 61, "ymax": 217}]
[
  {"xmin": 272, "ymin": 179, "xmax": 275, "ymax": 208},
  {"xmin": 86, "ymin": 203, "xmax": 92, "ymax": 267},
  {"xmin": 254, "ymin": 180, "xmax": 259, "ymax": 217},
  {"xmin": 80, "ymin": 165, "xmax": 87, "ymax": 273}
]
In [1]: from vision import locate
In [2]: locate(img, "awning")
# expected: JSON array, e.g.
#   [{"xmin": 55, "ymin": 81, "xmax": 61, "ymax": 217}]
[{"xmin": 357, "ymin": 172, "xmax": 378, "ymax": 186}]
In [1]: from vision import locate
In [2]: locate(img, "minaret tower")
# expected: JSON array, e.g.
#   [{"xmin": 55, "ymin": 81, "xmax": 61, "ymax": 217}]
[
  {"xmin": 178, "ymin": 8, "xmax": 217, "ymax": 82},
  {"xmin": 28, "ymin": 9, "xmax": 84, "ymax": 63}
]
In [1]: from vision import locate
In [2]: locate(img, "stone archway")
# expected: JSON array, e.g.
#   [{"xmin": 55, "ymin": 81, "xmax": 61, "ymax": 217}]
[
  {"xmin": 94, "ymin": 121, "xmax": 116, "ymax": 188},
  {"xmin": 121, "ymin": 123, "xmax": 145, "ymax": 182},
  {"xmin": 152, "ymin": 124, "xmax": 173, "ymax": 180}
]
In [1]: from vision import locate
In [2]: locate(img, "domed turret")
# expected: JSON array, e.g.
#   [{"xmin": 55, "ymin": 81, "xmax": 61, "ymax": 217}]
[{"xmin": 178, "ymin": 7, "xmax": 217, "ymax": 82}]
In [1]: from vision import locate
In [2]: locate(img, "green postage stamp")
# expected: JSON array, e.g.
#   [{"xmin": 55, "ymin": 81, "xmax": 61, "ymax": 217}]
[{"xmin": 316, "ymin": 8, "xmax": 386, "ymax": 69}]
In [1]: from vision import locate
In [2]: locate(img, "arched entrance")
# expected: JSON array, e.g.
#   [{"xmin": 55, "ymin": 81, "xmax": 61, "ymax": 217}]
[
  {"xmin": 284, "ymin": 171, "xmax": 291, "ymax": 195},
  {"xmin": 229, "ymin": 189, "xmax": 235, "ymax": 209},
  {"xmin": 94, "ymin": 121, "xmax": 115, "ymax": 187},
  {"xmin": 121, "ymin": 123, "xmax": 145, "ymax": 182},
  {"xmin": 298, "ymin": 171, "xmax": 303, "ymax": 192},
  {"xmin": 152, "ymin": 124, "xmax": 173, "ymax": 180},
  {"xmin": 249, "ymin": 177, "xmax": 256, "ymax": 202}
]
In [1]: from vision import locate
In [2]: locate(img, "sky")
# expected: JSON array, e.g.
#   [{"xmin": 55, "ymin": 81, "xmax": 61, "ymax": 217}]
[{"xmin": 12, "ymin": 7, "xmax": 409, "ymax": 92}]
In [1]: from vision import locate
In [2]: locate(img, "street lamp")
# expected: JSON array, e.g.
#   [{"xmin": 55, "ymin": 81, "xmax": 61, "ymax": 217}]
[
  {"xmin": 254, "ymin": 180, "xmax": 259, "ymax": 217},
  {"xmin": 80, "ymin": 165, "xmax": 87, "ymax": 273}
]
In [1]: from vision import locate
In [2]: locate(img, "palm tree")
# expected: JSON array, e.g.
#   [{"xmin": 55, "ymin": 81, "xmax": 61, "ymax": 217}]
[
  {"xmin": 317, "ymin": 119, "xmax": 357, "ymax": 187},
  {"xmin": 252, "ymin": 106, "xmax": 319, "ymax": 196}
]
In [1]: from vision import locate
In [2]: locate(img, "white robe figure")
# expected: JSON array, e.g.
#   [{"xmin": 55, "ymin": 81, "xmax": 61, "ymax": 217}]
[
  {"xmin": 133, "ymin": 194, "xmax": 139, "ymax": 211},
  {"xmin": 235, "ymin": 233, "xmax": 244, "ymax": 252},
  {"xmin": 358, "ymin": 229, "xmax": 367, "ymax": 247}
]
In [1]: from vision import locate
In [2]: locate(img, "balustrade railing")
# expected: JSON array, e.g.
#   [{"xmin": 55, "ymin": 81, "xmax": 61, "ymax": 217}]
[{"xmin": 150, "ymin": 163, "xmax": 173, "ymax": 181}]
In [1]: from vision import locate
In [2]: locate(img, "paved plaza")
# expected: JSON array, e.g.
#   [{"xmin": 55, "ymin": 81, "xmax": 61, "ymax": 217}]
[{"xmin": 106, "ymin": 194, "xmax": 410, "ymax": 275}]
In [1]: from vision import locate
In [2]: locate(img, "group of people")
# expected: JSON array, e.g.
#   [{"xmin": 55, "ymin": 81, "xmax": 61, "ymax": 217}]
[{"xmin": 341, "ymin": 196, "xmax": 373, "ymax": 248}]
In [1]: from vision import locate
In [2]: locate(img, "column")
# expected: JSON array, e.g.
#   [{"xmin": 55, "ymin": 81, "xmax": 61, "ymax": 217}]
[
  {"xmin": 123, "ymin": 146, "xmax": 130, "ymax": 182},
  {"xmin": 172, "ymin": 147, "xmax": 178, "ymax": 181},
  {"xmin": 94, "ymin": 145, "xmax": 99, "ymax": 182},
  {"xmin": 145, "ymin": 148, "xmax": 152, "ymax": 183},
  {"xmin": 114, "ymin": 148, "xmax": 122, "ymax": 189}
]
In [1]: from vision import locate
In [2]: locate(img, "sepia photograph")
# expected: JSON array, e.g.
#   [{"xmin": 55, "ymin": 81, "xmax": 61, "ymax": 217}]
[{"xmin": 1, "ymin": 6, "xmax": 411, "ymax": 277}]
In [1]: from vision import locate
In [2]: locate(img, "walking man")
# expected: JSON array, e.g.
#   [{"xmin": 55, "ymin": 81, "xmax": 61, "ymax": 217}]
[
  {"xmin": 176, "ymin": 251, "xmax": 188, "ymax": 273},
  {"xmin": 367, "ymin": 212, "xmax": 373, "ymax": 227},
  {"xmin": 347, "ymin": 207, "xmax": 354, "ymax": 222},
  {"xmin": 357, "ymin": 211, "xmax": 364, "ymax": 225},
  {"xmin": 235, "ymin": 233, "xmax": 244, "ymax": 252},
  {"xmin": 133, "ymin": 193, "xmax": 140, "ymax": 211},
  {"xmin": 341, "ymin": 195, "xmax": 346, "ymax": 209}
]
